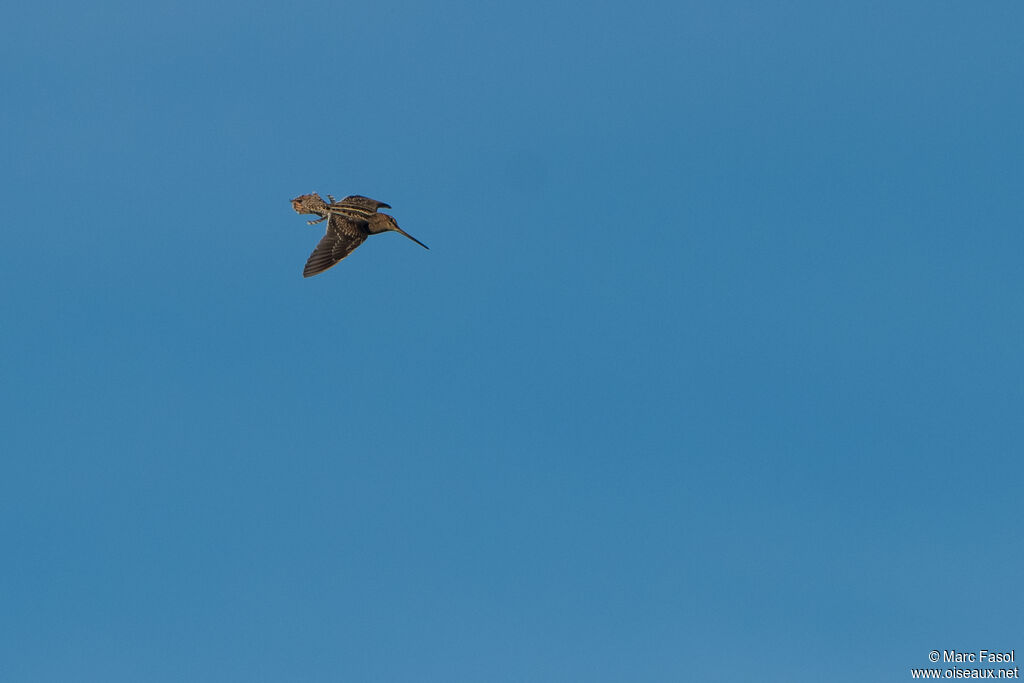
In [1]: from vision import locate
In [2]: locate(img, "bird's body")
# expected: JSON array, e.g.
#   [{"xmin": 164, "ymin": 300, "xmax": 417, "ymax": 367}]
[{"xmin": 290, "ymin": 193, "xmax": 428, "ymax": 277}]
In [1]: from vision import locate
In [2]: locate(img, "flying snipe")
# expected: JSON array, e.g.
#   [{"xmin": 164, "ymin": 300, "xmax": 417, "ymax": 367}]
[{"xmin": 291, "ymin": 193, "xmax": 428, "ymax": 277}]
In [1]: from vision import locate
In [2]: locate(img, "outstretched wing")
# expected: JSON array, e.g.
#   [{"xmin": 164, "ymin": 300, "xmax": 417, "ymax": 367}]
[
  {"xmin": 338, "ymin": 195, "xmax": 391, "ymax": 211},
  {"xmin": 303, "ymin": 214, "xmax": 369, "ymax": 277}
]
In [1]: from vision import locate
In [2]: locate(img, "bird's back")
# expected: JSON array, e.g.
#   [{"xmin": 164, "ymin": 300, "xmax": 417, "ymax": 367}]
[{"xmin": 333, "ymin": 195, "xmax": 391, "ymax": 212}]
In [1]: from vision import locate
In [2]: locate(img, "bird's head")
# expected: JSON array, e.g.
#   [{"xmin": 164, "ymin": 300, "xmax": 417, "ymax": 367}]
[{"xmin": 379, "ymin": 214, "xmax": 430, "ymax": 251}]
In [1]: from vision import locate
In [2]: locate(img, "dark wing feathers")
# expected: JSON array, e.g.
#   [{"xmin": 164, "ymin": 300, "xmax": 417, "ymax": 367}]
[
  {"xmin": 339, "ymin": 195, "xmax": 390, "ymax": 210},
  {"xmin": 302, "ymin": 214, "xmax": 369, "ymax": 278}
]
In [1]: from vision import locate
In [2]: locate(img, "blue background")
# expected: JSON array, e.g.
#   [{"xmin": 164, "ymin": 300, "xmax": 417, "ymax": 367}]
[{"xmin": 2, "ymin": 1, "xmax": 1021, "ymax": 680}]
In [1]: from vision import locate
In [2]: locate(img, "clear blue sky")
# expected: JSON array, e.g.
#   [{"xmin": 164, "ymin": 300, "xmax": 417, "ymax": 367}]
[{"xmin": 2, "ymin": 1, "xmax": 1021, "ymax": 681}]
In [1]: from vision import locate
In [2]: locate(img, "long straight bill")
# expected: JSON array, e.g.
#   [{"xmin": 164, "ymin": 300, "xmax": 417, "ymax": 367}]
[{"xmin": 392, "ymin": 226, "xmax": 429, "ymax": 250}]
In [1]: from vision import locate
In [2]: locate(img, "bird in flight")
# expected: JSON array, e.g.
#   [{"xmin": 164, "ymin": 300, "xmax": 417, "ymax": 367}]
[{"xmin": 291, "ymin": 193, "xmax": 428, "ymax": 277}]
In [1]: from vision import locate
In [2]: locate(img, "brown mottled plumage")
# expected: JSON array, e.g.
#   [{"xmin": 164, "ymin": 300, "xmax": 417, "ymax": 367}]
[{"xmin": 291, "ymin": 193, "xmax": 428, "ymax": 278}]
